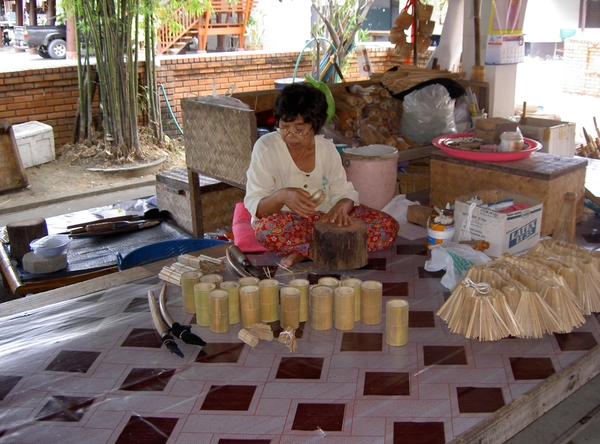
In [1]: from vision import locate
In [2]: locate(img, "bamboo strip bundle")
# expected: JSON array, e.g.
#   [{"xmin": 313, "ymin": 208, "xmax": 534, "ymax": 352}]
[
  {"xmin": 574, "ymin": 259, "xmax": 600, "ymax": 313},
  {"xmin": 178, "ymin": 253, "xmax": 225, "ymax": 273},
  {"xmin": 250, "ymin": 323, "xmax": 274, "ymax": 341},
  {"xmin": 525, "ymin": 254, "xmax": 588, "ymax": 313},
  {"xmin": 501, "ymin": 285, "xmax": 521, "ymax": 313},
  {"xmin": 238, "ymin": 328, "xmax": 258, "ymax": 347},
  {"xmin": 278, "ymin": 327, "xmax": 297, "ymax": 352},
  {"xmin": 170, "ymin": 262, "xmax": 198, "ymax": 272},
  {"xmin": 158, "ymin": 263, "xmax": 198, "ymax": 285},
  {"xmin": 381, "ymin": 66, "xmax": 466, "ymax": 95},
  {"xmin": 514, "ymin": 285, "xmax": 567, "ymax": 338}
]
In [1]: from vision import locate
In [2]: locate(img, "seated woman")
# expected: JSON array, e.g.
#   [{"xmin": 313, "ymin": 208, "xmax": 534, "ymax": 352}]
[{"xmin": 244, "ymin": 83, "xmax": 399, "ymax": 268}]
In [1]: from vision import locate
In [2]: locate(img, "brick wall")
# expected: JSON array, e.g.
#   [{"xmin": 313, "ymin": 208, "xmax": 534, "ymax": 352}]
[
  {"xmin": 0, "ymin": 47, "xmax": 426, "ymax": 147},
  {"xmin": 563, "ymin": 37, "xmax": 600, "ymax": 97}
]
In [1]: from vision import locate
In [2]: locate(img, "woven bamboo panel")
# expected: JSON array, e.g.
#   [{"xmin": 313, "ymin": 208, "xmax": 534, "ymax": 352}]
[
  {"xmin": 182, "ymin": 98, "xmax": 257, "ymax": 188},
  {"xmin": 430, "ymin": 155, "xmax": 586, "ymax": 236},
  {"xmin": 156, "ymin": 177, "xmax": 245, "ymax": 235}
]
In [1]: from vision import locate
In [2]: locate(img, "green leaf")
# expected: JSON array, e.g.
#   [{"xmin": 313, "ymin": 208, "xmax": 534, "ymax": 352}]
[{"xmin": 304, "ymin": 74, "xmax": 336, "ymax": 124}]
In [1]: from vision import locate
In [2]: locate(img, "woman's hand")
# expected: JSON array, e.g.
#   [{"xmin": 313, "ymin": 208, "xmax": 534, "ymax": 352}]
[
  {"xmin": 321, "ymin": 199, "xmax": 355, "ymax": 227},
  {"xmin": 281, "ymin": 188, "xmax": 317, "ymax": 218}
]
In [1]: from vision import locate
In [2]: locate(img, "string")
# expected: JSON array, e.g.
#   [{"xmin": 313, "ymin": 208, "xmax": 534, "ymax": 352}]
[{"xmin": 463, "ymin": 277, "xmax": 492, "ymax": 294}]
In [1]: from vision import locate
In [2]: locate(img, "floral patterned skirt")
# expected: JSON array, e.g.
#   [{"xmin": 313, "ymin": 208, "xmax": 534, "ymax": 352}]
[{"xmin": 254, "ymin": 205, "xmax": 399, "ymax": 258}]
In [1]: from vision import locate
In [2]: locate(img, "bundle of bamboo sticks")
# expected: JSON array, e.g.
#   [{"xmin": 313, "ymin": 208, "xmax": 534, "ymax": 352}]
[
  {"xmin": 331, "ymin": 85, "xmax": 414, "ymax": 149},
  {"xmin": 158, "ymin": 262, "xmax": 198, "ymax": 286},
  {"xmin": 381, "ymin": 65, "xmax": 466, "ymax": 95},
  {"xmin": 577, "ymin": 117, "xmax": 600, "ymax": 158},
  {"xmin": 436, "ymin": 243, "xmax": 599, "ymax": 341},
  {"xmin": 158, "ymin": 253, "xmax": 225, "ymax": 285}
]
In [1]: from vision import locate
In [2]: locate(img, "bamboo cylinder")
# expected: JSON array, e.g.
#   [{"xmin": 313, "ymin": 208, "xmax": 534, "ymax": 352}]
[
  {"xmin": 386, "ymin": 299, "xmax": 409, "ymax": 346},
  {"xmin": 194, "ymin": 282, "xmax": 216, "ymax": 327},
  {"xmin": 238, "ymin": 276, "xmax": 260, "ymax": 288},
  {"xmin": 310, "ymin": 285, "xmax": 333, "ymax": 330},
  {"xmin": 318, "ymin": 277, "xmax": 340, "ymax": 290},
  {"xmin": 240, "ymin": 285, "xmax": 260, "ymax": 328},
  {"xmin": 200, "ymin": 273, "xmax": 223, "ymax": 289},
  {"xmin": 342, "ymin": 278, "xmax": 362, "ymax": 322},
  {"xmin": 290, "ymin": 278, "xmax": 310, "ymax": 322},
  {"xmin": 180, "ymin": 271, "xmax": 202, "ymax": 314},
  {"xmin": 334, "ymin": 286, "xmax": 355, "ymax": 331},
  {"xmin": 221, "ymin": 281, "xmax": 241, "ymax": 324},
  {"xmin": 361, "ymin": 280, "xmax": 383, "ymax": 325},
  {"xmin": 209, "ymin": 289, "xmax": 229, "ymax": 333},
  {"xmin": 259, "ymin": 279, "xmax": 279, "ymax": 322},
  {"xmin": 280, "ymin": 286, "xmax": 300, "ymax": 330}
]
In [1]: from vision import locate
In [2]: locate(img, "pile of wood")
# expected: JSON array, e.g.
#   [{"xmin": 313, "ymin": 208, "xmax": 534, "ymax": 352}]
[
  {"xmin": 390, "ymin": 3, "xmax": 435, "ymax": 60},
  {"xmin": 381, "ymin": 65, "xmax": 466, "ymax": 95},
  {"xmin": 577, "ymin": 118, "xmax": 600, "ymax": 158},
  {"xmin": 332, "ymin": 85, "xmax": 413, "ymax": 149}
]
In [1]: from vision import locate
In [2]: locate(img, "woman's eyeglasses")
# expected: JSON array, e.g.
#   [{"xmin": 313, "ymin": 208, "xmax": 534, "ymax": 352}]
[{"xmin": 276, "ymin": 127, "xmax": 310, "ymax": 140}]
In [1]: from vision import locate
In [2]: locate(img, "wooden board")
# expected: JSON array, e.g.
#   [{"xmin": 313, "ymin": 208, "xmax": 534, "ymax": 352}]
[{"xmin": 0, "ymin": 120, "xmax": 28, "ymax": 194}]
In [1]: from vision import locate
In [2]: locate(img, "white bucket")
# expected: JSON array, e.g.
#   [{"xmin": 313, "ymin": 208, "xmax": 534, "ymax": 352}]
[{"xmin": 341, "ymin": 144, "xmax": 399, "ymax": 210}]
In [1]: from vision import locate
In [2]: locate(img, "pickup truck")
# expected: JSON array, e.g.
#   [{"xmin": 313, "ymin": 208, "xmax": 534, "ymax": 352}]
[{"xmin": 20, "ymin": 24, "xmax": 67, "ymax": 59}]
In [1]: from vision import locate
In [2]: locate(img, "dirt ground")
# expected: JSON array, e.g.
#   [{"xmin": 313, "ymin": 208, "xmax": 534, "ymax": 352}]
[{"xmin": 1, "ymin": 129, "xmax": 187, "ymax": 209}]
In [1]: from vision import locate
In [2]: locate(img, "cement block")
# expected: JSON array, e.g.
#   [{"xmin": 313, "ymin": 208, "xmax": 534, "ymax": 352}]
[{"xmin": 12, "ymin": 121, "xmax": 55, "ymax": 168}]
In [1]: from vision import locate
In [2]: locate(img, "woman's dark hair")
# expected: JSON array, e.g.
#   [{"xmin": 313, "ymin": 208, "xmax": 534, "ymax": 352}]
[{"xmin": 273, "ymin": 83, "xmax": 328, "ymax": 133}]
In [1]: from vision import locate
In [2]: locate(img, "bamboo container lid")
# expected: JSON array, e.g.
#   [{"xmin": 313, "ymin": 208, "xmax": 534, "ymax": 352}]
[
  {"xmin": 209, "ymin": 289, "xmax": 229, "ymax": 333},
  {"xmin": 310, "ymin": 285, "xmax": 333, "ymax": 331},
  {"xmin": 259, "ymin": 278, "xmax": 279, "ymax": 322},
  {"xmin": 342, "ymin": 278, "xmax": 362, "ymax": 322},
  {"xmin": 194, "ymin": 282, "xmax": 216, "ymax": 327},
  {"xmin": 180, "ymin": 271, "xmax": 202, "ymax": 314},
  {"xmin": 290, "ymin": 278, "xmax": 310, "ymax": 322},
  {"xmin": 280, "ymin": 286, "xmax": 300, "ymax": 330},
  {"xmin": 240, "ymin": 285, "xmax": 260, "ymax": 328},
  {"xmin": 318, "ymin": 277, "xmax": 340, "ymax": 290},
  {"xmin": 200, "ymin": 273, "xmax": 223, "ymax": 289},
  {"xmin": 334, "ymin": 286, "xmax": 355, "ymax": 331},
  {"xmin": 221, "ymin": 281, "xmax": 241, "ymax": 325},
  {"xmin": 386, "ymin": 299, "xmax": 409, "ymax": 346},
  {"xmin": 238, "ymin": 276, "xmax": 260, "ymax": 287},
  {"xmin": 361, "ymin": 280, "xmax": 383, "ymax": 325}
]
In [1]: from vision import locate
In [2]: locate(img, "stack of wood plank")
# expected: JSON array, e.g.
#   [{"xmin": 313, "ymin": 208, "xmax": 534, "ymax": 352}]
[
  {"xmin": 381, "ymin": 65, "xmax": 466, "ymax": 95},
  {"xmin": 332, "ymin": 85, "xmax": 413, "ymax": 149}
]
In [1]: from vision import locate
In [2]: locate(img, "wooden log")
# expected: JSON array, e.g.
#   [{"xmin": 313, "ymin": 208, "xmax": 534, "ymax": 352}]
[
  {"xmin": 7, "ymin": 218, "xmax": 48, "ymax": 263},
  {"xmin": 312, "ymin": 219, "xmax": 368, "ymax": 270}
]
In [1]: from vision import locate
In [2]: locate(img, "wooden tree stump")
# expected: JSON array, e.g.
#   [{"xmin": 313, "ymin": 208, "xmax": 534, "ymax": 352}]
[
  {"xmin": 7, "ymin": 218, "xmax": 48, "ymax": 263},
  {"xmin": 312, "ymin": 219, "xmax": 368, "ymax": 270}
]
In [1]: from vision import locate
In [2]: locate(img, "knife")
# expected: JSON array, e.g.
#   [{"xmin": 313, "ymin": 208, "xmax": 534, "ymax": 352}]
[{"xmin": 226, "ymin": 245, "xmax": 268, "ymax": 280}]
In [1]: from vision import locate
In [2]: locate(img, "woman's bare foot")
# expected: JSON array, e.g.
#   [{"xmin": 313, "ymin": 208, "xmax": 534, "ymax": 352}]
[{"xmin": 279, "ymin": 252, "xmax": 308, "ymax": 269}]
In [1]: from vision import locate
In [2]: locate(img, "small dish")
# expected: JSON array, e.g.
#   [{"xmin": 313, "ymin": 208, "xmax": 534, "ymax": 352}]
[{"xmin": 30, "ymin": 235, "xmax": 71, "ymax": 257}]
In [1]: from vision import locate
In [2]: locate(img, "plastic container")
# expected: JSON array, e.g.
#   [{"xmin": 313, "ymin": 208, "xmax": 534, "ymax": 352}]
[
  {"xmin": 30, "ymin": 235, "xmax": 71, "ymax": 257},
  {"xmin": 499, "ymin": 131, "xmax": 524, "ymax": 152}
]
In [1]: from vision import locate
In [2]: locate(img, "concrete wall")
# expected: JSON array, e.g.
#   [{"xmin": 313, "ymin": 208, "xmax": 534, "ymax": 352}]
[{"xmin": 563, "ymin": 34, "xmax": 600, "ymax": 96}]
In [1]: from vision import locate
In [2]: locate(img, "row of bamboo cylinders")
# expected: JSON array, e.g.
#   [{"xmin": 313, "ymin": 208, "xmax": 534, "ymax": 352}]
[
  {"xmin": 332, "ymin": 86, "xmax": 414, "ymax": 150},
  {"xmin": 437, "ymin": 239, "xmax": 600, "ymax": 341},
  {"xmin": 179, "ymin": 273, "xmax": 409, "ymax": 347}
]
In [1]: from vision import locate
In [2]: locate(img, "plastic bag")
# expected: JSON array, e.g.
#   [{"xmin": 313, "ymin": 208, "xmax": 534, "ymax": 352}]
[
  {"xmin": 400, "ymin": 84, "xmax": 457, "ymax": 144},
  {"xmin": 424, "ymin": 242, "xmax": 491, "ymax": 289}
]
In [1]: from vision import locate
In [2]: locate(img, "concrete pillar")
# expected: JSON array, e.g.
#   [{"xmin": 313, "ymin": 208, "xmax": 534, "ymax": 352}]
[{"xmin": 14, "ymin": 0, "xmax": 25, "ymax": 53}]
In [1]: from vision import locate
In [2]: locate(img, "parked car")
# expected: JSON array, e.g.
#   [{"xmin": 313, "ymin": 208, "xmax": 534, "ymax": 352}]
[{"xmin": 21, "ymin": 24, "xmax": 67, "ymax": 59}]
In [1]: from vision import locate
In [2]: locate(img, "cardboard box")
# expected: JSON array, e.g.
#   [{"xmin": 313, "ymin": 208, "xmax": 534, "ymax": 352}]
[
  {"xmin": 453, "ymin": 189, "xmax": 543, "ymax": 258},
  {"xmin": 518, "ymin": 117, "xmax": 576, "ymax": 157}
]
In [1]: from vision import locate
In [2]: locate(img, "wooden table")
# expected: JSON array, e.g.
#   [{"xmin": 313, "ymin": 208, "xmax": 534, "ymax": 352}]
[{"xmin": 429, "ymin": 151, "xmax": 588, "ymax": 236}]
